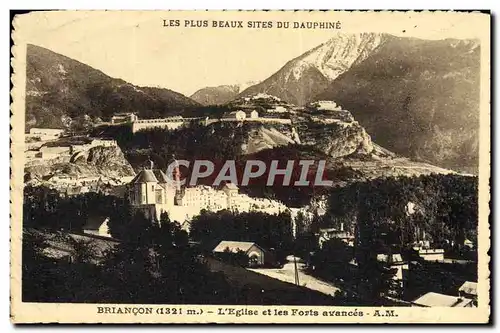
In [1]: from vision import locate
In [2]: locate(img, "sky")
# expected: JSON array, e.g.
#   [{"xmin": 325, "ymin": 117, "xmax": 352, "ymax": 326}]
[{"xmin": 14, "ymin": 11, "xmax": 488, "ymax": 96}]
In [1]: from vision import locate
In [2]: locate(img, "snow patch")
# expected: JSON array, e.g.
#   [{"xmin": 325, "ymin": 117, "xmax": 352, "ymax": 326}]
[{"xmin": 289, "ymin": 33, "xmax": 384, "ymax": 81}]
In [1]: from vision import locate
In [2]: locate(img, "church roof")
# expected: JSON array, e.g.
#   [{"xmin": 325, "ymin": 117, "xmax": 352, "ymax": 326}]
[{"xmin": 132, "ymin": 169, "xmax": 158, "ymax": 183}]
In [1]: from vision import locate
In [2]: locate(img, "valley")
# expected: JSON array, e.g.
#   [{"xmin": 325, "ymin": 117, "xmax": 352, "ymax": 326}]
[{"xmin": 21, "ymin": 34, "xmax": 480, "ymax": 307}]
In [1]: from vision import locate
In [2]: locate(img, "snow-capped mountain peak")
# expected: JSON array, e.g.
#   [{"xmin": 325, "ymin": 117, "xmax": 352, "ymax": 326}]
[
  {"xmin": 238, "ymin": 33, "xmax": 387, "ymax": 106},
  {"xmin": 288, "ymin": 33, "xmax": 385, "ymax": 81}
]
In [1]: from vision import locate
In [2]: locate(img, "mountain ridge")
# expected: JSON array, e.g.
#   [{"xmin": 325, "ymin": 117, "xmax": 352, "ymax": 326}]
[
  {"xmin": 190, "ymin": 81, "xmax": 259, "ymax": 106},
  {"xmin": 237, "ymin": 33, "xmax": 388, "ymax": 106},
  {"xmin": 235, "ymin": 34, "xmax": 480, "ymax": 172},
  {"xmin": 315, "ymin": 36, "xmax": 480, "ymax": 172},
  {"xmin": 25, "ymin": 44, "xmax": 200, "ymax": 131}
]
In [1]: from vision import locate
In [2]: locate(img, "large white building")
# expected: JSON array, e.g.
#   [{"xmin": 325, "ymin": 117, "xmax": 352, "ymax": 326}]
[
  {"xmin": 128, "ymin": 170, "xmax": 288, "ymax": 226},
  {"xmin": 111, "ymin": 113, "xmax": 138, "ymax": 124},
  {"xmin": 131, "ymin": 116, "xmax": 206, "ymax": 133}
]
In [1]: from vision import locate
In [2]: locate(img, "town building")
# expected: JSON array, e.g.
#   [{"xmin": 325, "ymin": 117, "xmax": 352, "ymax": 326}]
[
  {"xmin": 376, "ymin": 253, "xmax": 409, "ymax": 285},
  {"xmin": 458, "ymin": 281, "xmax": 478, "ymax": 300},
  {"xmin": 213, "ymin": 241, "xmax": 267, "ymax": 267},
  {"xmin": 36, "ymin": 146, "xmax": 71, "ymax": 159},
  {"xmin": 127, "ymin": 172, "xmax": 289, "ymax": 227},
  {"xmin": 131, "ymin": 116, "xmax": 205, "ymax": 133},
  {"xmin": 28, "ymin": 128, "xmax": 64, "ymax": 140},
  {"xmin": 412, "ymin": 292, "xmax": 476, "ymax": 307},
  {"xmin": 246, "ymin": 110, "xmax": 259, "ymax": 119},
  {"xmin": 250, "ymin": 93, "xmax": 281, "ymax": 102},
  {"xmin": 223, "ymin": 110, "xmax": 246, "ymax": 121},
  {"xmin": 266, "ymin": 106, "xmax": 287, "ymax": 113},
  {"xmin": 318, "ymin": 224, "xmax": 355, "ymax": 248},
  {"xmin": 182, "ymin": 186, "xmax": 228, "ymax": 211},
  {"xmin": 464, "ymin": 238, "xmax": 475, "ymax": 249},
  {"xmin": 90, "ymin": 138, "xmax": 118, "ymax": 147},
  {"xmin": 416, "ymin": 248, "xmax": 445, "ymax": 261},
  {"xmin": 70, "ymin": 138, "xmax": 118, "ymax": 154},
  {"xmin": 111, "ymin": 113, "xmax": 138, "ymax": 124},
  {"xmin": 222, "ymin": 110, "xmax": 259, "ymax": 121}
]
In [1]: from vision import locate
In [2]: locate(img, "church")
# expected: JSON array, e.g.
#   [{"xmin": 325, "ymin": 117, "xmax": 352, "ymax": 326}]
[
  {"xmin": 128, "ymin": 165, "xmax": 289, "ymax": 228},
  {"xmin": 128, "ymin": 168, "xmax": 177, "ymax": 221}
]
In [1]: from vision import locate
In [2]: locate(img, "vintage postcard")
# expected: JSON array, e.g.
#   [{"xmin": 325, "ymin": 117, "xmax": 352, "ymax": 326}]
[{"xmin": 10, "ymin": 10, "xmax": 490, "ymax": 324}]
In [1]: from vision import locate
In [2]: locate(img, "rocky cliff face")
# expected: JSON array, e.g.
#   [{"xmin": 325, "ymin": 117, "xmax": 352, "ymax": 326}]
[
  {"xmin": 25, "ymin": 146, "xmax": 135, "ymax": 181},
  {"xmin": 241, "ymin": 123, "xmax": 298, "ymax": 155},
  {"xmin": 238, "ymin": 34, "xmax": 480, "ymax": 173},
  {"xmin": 293, "ymin": 108, "xmax": 396, "ymax": 159},
  {"xmin": 73, "ymin": 146, "xmax": 135, "ymax": 178}
]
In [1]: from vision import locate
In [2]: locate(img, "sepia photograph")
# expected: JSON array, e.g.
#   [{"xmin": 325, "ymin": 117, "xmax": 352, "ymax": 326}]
[{"xmin": 10, "ymin": 10, "xmax": 490, "ymax": 323}]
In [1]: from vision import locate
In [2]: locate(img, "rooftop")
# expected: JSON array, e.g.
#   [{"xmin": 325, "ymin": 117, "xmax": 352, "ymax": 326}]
[
  {"xmin": 413, "ymin": 292, "xmax": 473, "ymax": 307},
  {"xmin": 377, "ymin": 253, "xmax": 404, "ymax": 264},
  {"xmin": 83, "ymin": 216, "xmax": 109, "ymax": 231},
  {"xmin": 459, "ymin": 281, "xmax": 478, "ymax": 296},
  {"xmin": 213, "ymin": 241, "xmax": 260, "ymax": 253}
]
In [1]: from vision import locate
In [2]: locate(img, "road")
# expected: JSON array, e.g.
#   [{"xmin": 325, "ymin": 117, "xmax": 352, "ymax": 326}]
[
  {"xmin": 249, "ymin": 256, "xmax": 340, "ymax": 297},
  {"xmin": 204, "ymin": 256, "xmax": 337, "ymax": 305}
]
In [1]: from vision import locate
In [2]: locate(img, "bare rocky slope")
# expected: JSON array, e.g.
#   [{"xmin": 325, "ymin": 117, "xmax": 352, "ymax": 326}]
[
  {"xmin": 25, "ymin": 145, "xmax": 135, "ymax": 182},
  {"xmin": 316, "ymin": 37, "xmax": 480, "ymax": 173}
]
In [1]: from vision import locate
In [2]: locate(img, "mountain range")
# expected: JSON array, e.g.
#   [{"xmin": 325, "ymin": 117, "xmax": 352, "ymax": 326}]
[
  {"xmin": 25, "ymin": 44, "xmax": 199, "ymax": 131},
  {"xmin": 25, "ymin": 34, "xmax": 481, "ymax": 173},
  {"xmin": 234, "ymin": 33, "xmax": 480, "ymax": 172}
]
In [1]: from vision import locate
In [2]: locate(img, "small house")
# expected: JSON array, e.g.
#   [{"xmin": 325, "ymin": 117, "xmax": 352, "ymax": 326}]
[
  {"xmin": 213, "ymin": 241, "xmax": 267, "ymax": 267},
  {"xmin": 458, "ymin": 281, "xmax": 478, "ymax": 300},
  {"xmin": 377, "ymin": 253, "xmax": 409, "ymax": 284},
  {"xmin": 318, "ymin": 225, "xmax": 354, "ymax": 248},
  {"xmin": 412, "ymin": 292, "xmax": 475, "ymax": 307},
  {"xmin": 246, "ymin": 110, "xmax": 259, "ymax": 119},
  {"xmin": 37, "ymin": 146, "xmax": 71, "ymax": 159},
  {"xmin": 29, "ymin": 128, "xmax": 64, "ymax": 140},
  {"xmin": 223, "ymin": 110, "xmax": 246, "ymax": 121},
  {"xmin": 111, "ymin": 113, "xmax": 138, "ymax": 124}
]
